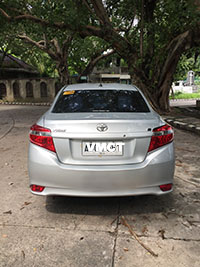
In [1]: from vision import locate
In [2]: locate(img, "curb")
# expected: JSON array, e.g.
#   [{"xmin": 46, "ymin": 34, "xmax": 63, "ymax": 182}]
[
  {"xmin": 174, "ymin": 106, "xmax": 200, "ymax": 118},
  {"xmin": 165, "ymin": 118, "xmax": 200, "ymax": 136},
  {"xmin": 0, "ymin": 101, "xmax": 51, "ymax": 106}
]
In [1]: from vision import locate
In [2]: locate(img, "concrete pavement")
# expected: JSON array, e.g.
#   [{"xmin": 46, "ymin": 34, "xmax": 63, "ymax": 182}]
[
  {"xmin": 0, "ymin": 104, "xmax": 200, "ymax": 267},
  {"xmin": 164, "ymin": 106, "xmax": 200, "ymax": 136}
]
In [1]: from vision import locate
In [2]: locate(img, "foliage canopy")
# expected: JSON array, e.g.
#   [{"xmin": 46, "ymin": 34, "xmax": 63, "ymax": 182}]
[{"xmin": 0, "ymin": 0, "xmax": 200, "ymax": 111}]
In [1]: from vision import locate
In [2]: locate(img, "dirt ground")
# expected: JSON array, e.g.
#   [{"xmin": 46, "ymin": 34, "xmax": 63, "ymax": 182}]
[{"xmin": 0, "ymin": 105, "xmax": 200, "ymax": 267}]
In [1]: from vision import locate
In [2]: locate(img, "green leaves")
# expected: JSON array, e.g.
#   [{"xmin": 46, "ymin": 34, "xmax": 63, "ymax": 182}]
[{"xmin": 1, "ymin": 0, "xmax": 200, "ymax": 111}]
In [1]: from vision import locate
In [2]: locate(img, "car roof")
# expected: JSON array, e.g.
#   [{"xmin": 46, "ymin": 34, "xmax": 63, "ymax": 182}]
[{"xmin": 63, "ymin": 83, "xmax": 138, "ymax": 91}]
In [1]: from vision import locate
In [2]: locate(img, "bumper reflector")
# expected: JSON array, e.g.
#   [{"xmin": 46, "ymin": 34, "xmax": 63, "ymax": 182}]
[
  {"xmin": 30, "ymin": 184, "xmax": 45, "ymax": 192},
  {"xmin": 159, "ymin": 183, "xmax": 173, "ymax": 192}
]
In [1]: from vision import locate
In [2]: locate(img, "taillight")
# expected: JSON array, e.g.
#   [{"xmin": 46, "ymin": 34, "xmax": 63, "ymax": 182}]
[
  {"xmin": 29, "ymin": 124, "xmax": 56, "ymax": 152},
  {"xmin": 148, "ymin": 124, "xmax": 173, "ymax": 152},
  {"xmin": 30, "ymin": 184, "xmax": 45, "ymax": 192}
]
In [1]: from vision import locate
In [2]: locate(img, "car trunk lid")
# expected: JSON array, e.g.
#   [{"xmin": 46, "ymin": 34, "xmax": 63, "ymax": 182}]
[{"xmin": 44, "ymin": 112, "xmax": 161, "ymax": 165}]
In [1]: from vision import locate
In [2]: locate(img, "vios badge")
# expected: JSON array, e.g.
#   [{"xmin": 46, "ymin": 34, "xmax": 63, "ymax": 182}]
[{"xmin": 97, "ymin": 123, "xmax": 108, "ymax": 132}]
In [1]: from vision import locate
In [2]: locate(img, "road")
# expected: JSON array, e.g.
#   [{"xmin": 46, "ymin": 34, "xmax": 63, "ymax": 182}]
[{"xmin": 0, "ymin": 105, "xmax": 200, "ymax": 267}]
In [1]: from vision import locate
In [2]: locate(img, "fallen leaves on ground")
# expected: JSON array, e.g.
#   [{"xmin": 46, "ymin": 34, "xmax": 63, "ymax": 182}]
[
  {"xmin": 3, "ymin": 210, "xmax": 12, "ymax": 215},
  {"xmin": 158, "ymin": 229, "xmax": 166, "ymax": 239}
]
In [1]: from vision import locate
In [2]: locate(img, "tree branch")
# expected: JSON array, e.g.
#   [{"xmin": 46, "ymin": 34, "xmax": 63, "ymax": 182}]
[
  {"xmin": 78, "ymin": 49, "xmax": 115, "ymax": 80},
  {"xmin": 0, "ymin": 7, "xmax": 105, "ymax": 39},
  {"xmin": 62, "ymin": 36, "xmax": 74, "ymax": 58},
  {"xmin": 82, "ymin": 0, "xmax": 95, "ymax": 16},
  {"xmin": 90, "ymin": 0, "xmax": 111, "ymax": 25},
  {"xmin": 0, "ymin": 7, "xmax": 10, "ymax": 19},
  {"xmin": 18, "ymin": 34, "xmax": 58, "ymax": 60},
  {"xmin": 50, "ymin": 38, "xmax": 62, "ymax": 57},
  {"xmin": 140, "ymin": 0, "xmax": 144, "ymax": 58},
  {"xmin": 0, "ymin": 5, "xmax": 134, "ymax": 60},
  {"xmin": 0, "ymin": 7, "xmax": 66, "ymax": 29},
  {"xmin": 158, "ymin": 30, "xmax": 192, "ymax": 88}
]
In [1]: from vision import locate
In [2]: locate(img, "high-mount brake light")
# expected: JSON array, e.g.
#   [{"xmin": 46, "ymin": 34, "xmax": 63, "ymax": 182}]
[
  {"xmin": 148, "ymin": 124, "xmax": 174, "ymax": 152},
  {"xmin": 29, "ymin": 124, "xmax": 56, "ymax": 152}
]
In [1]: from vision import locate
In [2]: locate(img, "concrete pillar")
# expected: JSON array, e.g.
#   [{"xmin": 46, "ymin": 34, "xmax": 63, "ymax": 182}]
[
  {"xmin": 6, "ymin": 80, "xmax": 14, "ymax": 101},
  {"xmin": 33, "ymin": 79, "xmax": 41, "ymax": 99},
  {"xmin": 47, "ymin": 79, "xmax": 55, "ymax": 99},
  {"xmin": 20, "ymin": 79, "xmax": 27, "ymax": 99}
]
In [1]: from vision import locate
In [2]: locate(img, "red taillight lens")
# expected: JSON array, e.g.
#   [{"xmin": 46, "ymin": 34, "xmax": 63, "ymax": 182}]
[
  {"xmin": 148, "ymin": 124, "xmax": 174, "ymax": 152},
  {"xmin": 30, "ymin": 184, "xmax": 45, "ymax": 192},
  {"xmin": 29, "ymin": 124, "xmax": 56, "ymax": 152},
  {"xmin": 159, "ymin": 183, "xmax": 173, "ymax": 192}
]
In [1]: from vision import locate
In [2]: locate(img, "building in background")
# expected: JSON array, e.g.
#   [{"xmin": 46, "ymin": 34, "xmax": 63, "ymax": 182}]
[
  {"xmin": 0, "ymin": 52, "xmax": 59, "ymax": 101},
  {"xmin": 0, "ymin": 54, "xmax": 131, "ymax": 102},
  {"xmin": 88, "ymin": 57, "xmax": 131, "ymax": 84}
]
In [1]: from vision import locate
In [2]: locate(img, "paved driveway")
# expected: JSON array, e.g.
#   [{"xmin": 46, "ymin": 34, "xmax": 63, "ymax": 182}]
[{"xmin": 0, "ymin": 105, "xmax": 200, "ymax": 267}]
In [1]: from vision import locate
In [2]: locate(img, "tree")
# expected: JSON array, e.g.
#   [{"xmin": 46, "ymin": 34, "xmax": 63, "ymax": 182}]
[
  {"xmin": 66, "ymin": 36, "xmax": 115, "ymax": 82},
  {"xmin": 0, "ymin": 0, "xmax": 115, "ymax": 85},
  {"xmin": 18, "ymin": 33, "xmax": 74, "ymax": 84},
  {"xmin": 0, "ymin": 0, "xmax": 200, "ymax": 111},
  {"xmin": 0, "ymin": 8, "xmax": 20, "ymax": 70},
  {"xmin": 174, "ymin": 49, "xmax": 200, "ymax": 81}
]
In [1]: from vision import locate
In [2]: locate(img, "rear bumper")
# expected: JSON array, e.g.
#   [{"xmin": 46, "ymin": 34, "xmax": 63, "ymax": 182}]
[{"xmin": 28, "ymin": 143, "xmax": 175, "ymax": 197}]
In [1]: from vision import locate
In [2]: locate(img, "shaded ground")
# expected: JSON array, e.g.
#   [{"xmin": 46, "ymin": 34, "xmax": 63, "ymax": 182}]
[{"xmin": 0, "ymin": 105, "xmax": 199, "ymax": 267}]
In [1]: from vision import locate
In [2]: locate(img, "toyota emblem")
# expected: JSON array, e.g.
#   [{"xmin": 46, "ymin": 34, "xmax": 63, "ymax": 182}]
[{"xmin": 96, "ymin": 123, "xmax": 108, "ymax": 132}]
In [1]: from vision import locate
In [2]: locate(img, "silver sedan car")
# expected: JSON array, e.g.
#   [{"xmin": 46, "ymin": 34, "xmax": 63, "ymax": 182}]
[{"xmin": 28, "ymin": 83, "xmax": 175, "ymax": 197}]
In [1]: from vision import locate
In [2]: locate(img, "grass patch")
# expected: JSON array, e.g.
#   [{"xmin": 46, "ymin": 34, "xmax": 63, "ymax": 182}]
[{"xmin": 170, "ymin": 91, "xmax": 200, "ymax": 99}]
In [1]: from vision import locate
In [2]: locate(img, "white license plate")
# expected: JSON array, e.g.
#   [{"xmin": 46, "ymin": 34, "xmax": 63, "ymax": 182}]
[{"xmin": 82, "ymin": 141, "xmax": 124, "ymax": 156}]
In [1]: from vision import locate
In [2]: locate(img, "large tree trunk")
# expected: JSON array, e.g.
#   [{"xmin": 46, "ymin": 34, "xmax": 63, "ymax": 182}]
[
  {"xmin": 128, "ymin": 30, "xmax": 194, "ymax": 113},
  {"xmin": 129, "ymin": 69, "xmax": 172, "ymax": 114},
  {"xmin": 57, "ymin": 61, "xmax": 70, "ymax": 85},
  {"xmin": 156, "ymin": 69, "xmax": 175, "ymax": 113}
]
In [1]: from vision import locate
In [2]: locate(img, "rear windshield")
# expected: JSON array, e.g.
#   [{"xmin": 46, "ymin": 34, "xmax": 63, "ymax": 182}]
[{"xmin": 52, "ymin": 89, "xmax": 150, "ymax": 113}]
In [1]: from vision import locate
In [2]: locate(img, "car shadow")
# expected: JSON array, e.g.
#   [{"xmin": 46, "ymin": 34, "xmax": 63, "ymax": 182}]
[{"xmin": 45, "ymin": 193, "xmax": 174, "ymax": 216}]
